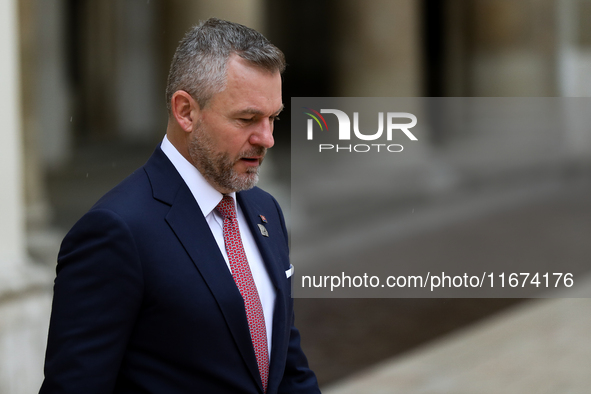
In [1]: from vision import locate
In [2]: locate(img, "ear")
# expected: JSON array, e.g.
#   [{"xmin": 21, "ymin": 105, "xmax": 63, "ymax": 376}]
[{"xmin": 171, "ymin": 90, "xmax": 200, "ymax": 132}]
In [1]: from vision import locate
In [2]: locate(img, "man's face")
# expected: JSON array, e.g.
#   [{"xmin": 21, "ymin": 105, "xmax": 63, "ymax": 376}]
[{"xmin": 188, "ymin": 55, "xmax": 283, "ymax": 194}]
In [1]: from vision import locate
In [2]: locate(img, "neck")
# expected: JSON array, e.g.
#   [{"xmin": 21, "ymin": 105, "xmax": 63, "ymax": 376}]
[{"xmin": 166, "ymin": 125, "xmax": 192, "ymax": 165}]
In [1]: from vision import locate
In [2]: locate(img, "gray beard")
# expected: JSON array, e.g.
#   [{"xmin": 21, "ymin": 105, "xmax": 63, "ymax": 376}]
[{"xmin": 188, "ymin": 122, "xmax": 265, "ymax": 193}]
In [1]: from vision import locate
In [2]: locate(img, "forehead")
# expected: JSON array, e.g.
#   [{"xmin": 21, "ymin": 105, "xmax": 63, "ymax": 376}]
[{"xmin": 207, "ymin": 55, "xmax": 282, "ymax": 114}]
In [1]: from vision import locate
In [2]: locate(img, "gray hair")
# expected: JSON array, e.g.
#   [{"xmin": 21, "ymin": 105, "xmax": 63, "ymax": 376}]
[{"xmin": 165, "ymin": 18, "xmax": 286, "ymax": 113}]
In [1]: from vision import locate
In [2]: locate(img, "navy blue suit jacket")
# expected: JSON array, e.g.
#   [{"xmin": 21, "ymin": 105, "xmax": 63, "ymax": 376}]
[{"xmin": 40, "ymin": 147, "xmax": 320, "ymax": 393}]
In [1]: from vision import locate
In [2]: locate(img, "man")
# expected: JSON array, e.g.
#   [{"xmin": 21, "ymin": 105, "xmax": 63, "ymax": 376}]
[{"xmin": 40, "ymin": 18, "xmax": 320, "ymax": 394}]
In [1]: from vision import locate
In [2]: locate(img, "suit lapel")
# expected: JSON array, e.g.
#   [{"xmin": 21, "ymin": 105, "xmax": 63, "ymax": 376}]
[
  {"xmin": 144, "ymin": 148, "xmax": 264, "ymax": 392},
  {"xmin": 236, "ymin": 194, "xmax": 285, "ymax": 290},
  {"xmin": 237, "ymin": 193, "xmax": 290, "ymax": 392}
]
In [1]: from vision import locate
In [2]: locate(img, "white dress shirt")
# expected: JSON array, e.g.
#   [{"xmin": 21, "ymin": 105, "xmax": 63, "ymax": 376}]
[{"xmin": 160, "ymin": 135, "xmax": 276, "ymax": 357}]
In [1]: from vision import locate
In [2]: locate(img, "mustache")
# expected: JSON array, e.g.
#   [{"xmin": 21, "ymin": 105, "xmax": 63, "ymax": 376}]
[{"xmin": 238, "ymin": 146, "xmax": 267, "ymax": 161}]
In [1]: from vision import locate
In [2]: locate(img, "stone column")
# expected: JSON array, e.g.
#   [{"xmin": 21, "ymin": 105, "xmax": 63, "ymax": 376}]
[
  {"xmin": 36, "ymin": 0, "xmax": 72, "ymax": 169},
  {"xmin": 162, "ymin": 0, "xmax": 266, "ymax": 71},
  {"xmin": 467, "ymin": 0, "xmax": 556, "ymax": 96},
  {"xmin": 333, "ymin": 0, "xmax": 423, "ymax": 97},
  {"xmin": 0, "ymin": 2, "xmax": 52, "ymax": 393},
  {"xmin": 19, "ymin": 0, "xmax": 53, "ymax": 235},
  {"xmin": 0, "ymin": 0, "xmax": 26, "ymax": 268},
  {"xmin": 114, "ymin": 0, "xmax": 163, "ymax": 142},
  {"xmin": 318, "ymin": 0, "xmax": 436, "ymax": 199},
  {"xmin": 556, "ymin": 0, "xmax": 591, "ymax": 159}
]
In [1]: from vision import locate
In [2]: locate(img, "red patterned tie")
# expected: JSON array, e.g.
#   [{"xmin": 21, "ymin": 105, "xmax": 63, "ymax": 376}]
[{"xmin": 216, "ymin": 196, "xmax": 269, "ymax": 392}]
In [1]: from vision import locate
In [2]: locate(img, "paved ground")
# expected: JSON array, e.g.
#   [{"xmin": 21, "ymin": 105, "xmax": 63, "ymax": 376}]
[
  {"xmin": 321, "ymin": 295, "xmax": 591, "ymax": 393},
  {"xmin": 296, "ymin": 298, "xmax": 522, "ymax": 387}
]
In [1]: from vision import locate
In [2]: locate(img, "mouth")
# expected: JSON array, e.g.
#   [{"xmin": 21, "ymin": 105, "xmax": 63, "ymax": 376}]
[
  {"xmin": 239, "ymin": 157, "xmax": 263, "ymax": 167},
  {"xmin": 237, "ymin": 147, "xmax": 266, "ymax": 167}
]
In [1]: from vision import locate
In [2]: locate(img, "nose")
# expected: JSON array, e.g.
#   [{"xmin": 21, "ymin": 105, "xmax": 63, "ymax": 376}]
[{"xmin": 250, "ymin": 119, "xmax": 275, "ymax": 149}]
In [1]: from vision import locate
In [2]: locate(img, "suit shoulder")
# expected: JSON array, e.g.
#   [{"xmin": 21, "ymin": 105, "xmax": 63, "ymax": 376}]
[
  {"xmin": 62, "ymin": 163, "xmax": 174, "ymax": 260},
  {"xmin": 84, "ymin": 164, "xmax": 180, "ymax": 234},
  {"xmin": 90, "ymin": 167, "xmax": 154, "ymax": 215}
]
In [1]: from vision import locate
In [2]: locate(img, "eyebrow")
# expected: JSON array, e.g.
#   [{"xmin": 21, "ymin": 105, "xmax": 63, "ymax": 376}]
[{"xmin": 233, "ymin": 104, "xmax": 284, "ymax": 117}]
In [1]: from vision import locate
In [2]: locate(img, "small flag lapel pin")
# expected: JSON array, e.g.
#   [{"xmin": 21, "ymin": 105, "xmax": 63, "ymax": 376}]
[{"xmin": 259, "ymin": 215, "xmax": 267, "ymax": 223}]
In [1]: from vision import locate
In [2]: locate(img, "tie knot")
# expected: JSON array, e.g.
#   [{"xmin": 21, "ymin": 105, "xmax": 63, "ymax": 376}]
[{"xmin": 216, "ymin": 195, "xmax": 237, "ymax": 220}]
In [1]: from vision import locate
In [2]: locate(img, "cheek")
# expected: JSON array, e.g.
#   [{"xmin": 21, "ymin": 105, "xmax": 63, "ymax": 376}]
[
  {"xmin": 227, "ymin": 136, "xmax": 250, "ymax": 153},
  {"xmin": 203, "ymin": 121, "xmax": 247, "ymax": 154}
]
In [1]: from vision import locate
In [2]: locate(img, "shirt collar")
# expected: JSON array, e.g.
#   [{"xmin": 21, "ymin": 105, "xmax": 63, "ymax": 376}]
[{"xmin": 160, "ymin": 135, "xmax": 236, "ymax": 217}]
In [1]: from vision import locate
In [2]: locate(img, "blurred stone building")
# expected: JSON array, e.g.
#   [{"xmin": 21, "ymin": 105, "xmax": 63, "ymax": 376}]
[{"xmin": 1, "ymin": 0, "xmax": 591, "ymax": 392}]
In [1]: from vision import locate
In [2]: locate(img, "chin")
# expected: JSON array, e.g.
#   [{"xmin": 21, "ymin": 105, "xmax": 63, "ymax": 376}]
[
  {"xmin": 219, "ymin": 172, "xmax": 259, "ymax": 193},
  {"xmin": 237, "ymin": 176, "xmax": 259, "ymax": 192}
]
